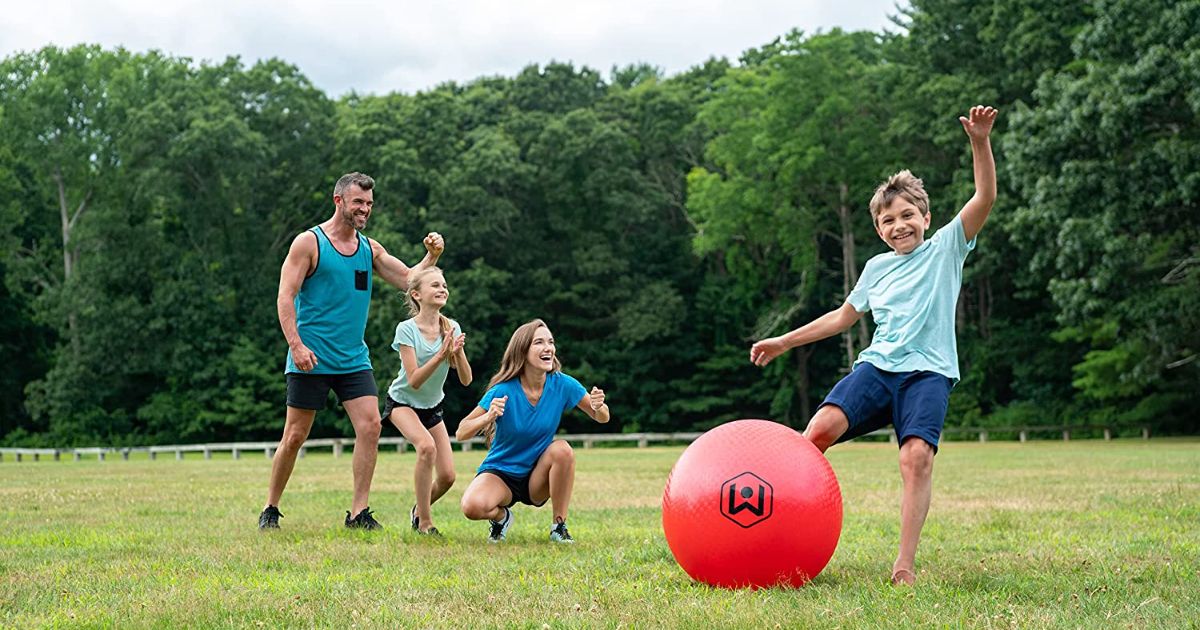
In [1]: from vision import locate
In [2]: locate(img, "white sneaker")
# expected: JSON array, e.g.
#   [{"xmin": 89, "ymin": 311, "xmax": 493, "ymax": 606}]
[
  {"xmin": 549, "ymin": 521, "xmax": 574, "ymax": 543},
  {"xmin": 488, "ymin": 507, "xmax": 513, "ymax": 543}
]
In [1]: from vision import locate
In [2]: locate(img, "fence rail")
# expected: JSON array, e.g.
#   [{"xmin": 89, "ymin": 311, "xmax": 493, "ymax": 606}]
[{"xmin": 0, "ymin": 424, "xmax": 1151, "ymax": 463}]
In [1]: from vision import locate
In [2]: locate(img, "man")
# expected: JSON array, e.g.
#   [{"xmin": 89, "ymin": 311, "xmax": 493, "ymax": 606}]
[{"xmin": 258, "ymin": 172, "xmax": 444, "ymax": 531}]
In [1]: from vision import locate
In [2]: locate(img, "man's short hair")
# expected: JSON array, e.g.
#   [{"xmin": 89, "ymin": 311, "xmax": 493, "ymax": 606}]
[
  {"xmin": 333, "ymin": 172, "xmax": 375, "ymax": 198},
  {"xmin": 869, "ymin": 170, "xmax": 929, "ymax": 224}
]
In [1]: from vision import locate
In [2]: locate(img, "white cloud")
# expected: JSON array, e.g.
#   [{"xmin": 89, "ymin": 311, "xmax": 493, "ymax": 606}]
[{"xmin": 3, "ymin": 0, "xmax": 905, "ymax": 95}]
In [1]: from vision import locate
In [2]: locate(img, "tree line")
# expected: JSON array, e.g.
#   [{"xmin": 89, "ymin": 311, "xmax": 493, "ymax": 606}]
[{"xmin": 1, "ymin": 0, "xmax": 1196, "ymax": 446}]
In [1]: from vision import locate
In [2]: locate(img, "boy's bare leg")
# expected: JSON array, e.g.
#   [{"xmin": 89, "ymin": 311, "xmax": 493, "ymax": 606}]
[
  {"xmin": 266, "ymin": 407, "xmax": 317, "ymax": 508},
  {"xmin": 343, "ymin": 396, "xmax": 383, "ymax": 515},
  {"xmin": 894, "ymin": 437, "xmax": 935, "ymax": 585},
  {"xmin": 803, "ymin": 405, "xmax": 849, "ymax": 453}
]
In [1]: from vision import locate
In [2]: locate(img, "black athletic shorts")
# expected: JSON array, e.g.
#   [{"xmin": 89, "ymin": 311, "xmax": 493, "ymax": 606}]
[
  {"xmin": 478, "ymin": 468, "xmax": 547, "ymax": 508},
  {"xmin": 381, "ymin": 395, "xmax": 445, "ymax": 430},
  {"xmin": 285, "ymin": 370, "xmax": 378, "ymax": 409}
]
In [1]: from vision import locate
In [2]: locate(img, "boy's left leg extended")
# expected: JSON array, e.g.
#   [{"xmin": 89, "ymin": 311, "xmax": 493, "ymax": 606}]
[{"xmin": 894, "ymin": 436, "xmax": 935, "ymax": 585}]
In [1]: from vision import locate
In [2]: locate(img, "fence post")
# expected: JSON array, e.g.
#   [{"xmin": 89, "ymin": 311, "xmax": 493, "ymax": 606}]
[
  {"xmin": 232, "ymin": 448, "xmax": 240, "ymax": 460},
  {"xmin": 462, "ymin": 441, "xmax": 472, "ymax": 452},
  {"xmin": 1142, "ymin": 427, "xmax": 1150, "ymax": 440},
  {"xmin": 332, "ymin": 440, "xmax": 343, "ymax": 458},
  {"xmin": 150, "ymin": 451, "xmax": 157, "ymax": 461},
  {"xmin": 397, "ymin": 440, "xmax": 407, "ymax": 453},
  {"xmin": 584, "ymin": 439, "xmax": 594, "ymax": 449},
  {"xmin": 175, "ymin": 450, "xmax": 183, "ymax": 461},
  {"xmin": 1019, "ymin": 431, "xmax": 1027, "ymax": 443},
  {"xmin": 122, "ymin": 449, "xmax": 130, "ymax": 461},
  {"xmin": 98, "ymin": 451, "xmax": 105, "ymax": 461},
  {"xmin": 15, "ymin": 453, "xmax": 20, "ymax": 462},
  {"xmin": 979, "ymin": 431, "xmax": 988, "ymax": 443},
  {"xmin": 298, "ymin": 447, "xmax": 306, "ymax": 459},
  {"xmin": 74, "ymin": 451, "xmax": 81, "ymax": 461},
  {"xmin": 265, "ymin": 447, "xmax": 273, "ymax": 459},
  {"xmin": 1062, "ymin": 430, "xmax": 1070, "ymax": 441},
  {"xmin": 638, "ymin": 437, "xmax": 649, "ymax": 448},
  {"xmin": 1103, "ymin": 428, "xmax": 1112, "ymax": 441}
]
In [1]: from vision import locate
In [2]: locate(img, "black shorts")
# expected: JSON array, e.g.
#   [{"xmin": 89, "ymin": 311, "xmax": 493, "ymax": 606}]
[
  {"xmin": 381, "ymin": 395, "xmax": 445, "ymax": 430},
  {"xmin": 285, "ymin": 370, "xmax": 378, "ymax": 409},
  {"xmin": 478, "ymin": 469, "xmax": 547, "ymax": 508}
]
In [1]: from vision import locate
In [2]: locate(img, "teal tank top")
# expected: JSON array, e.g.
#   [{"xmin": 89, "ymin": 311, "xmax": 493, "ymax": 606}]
[{"xmin": 284, "ymin": 227, "xmax": 374, "ymax": 374}]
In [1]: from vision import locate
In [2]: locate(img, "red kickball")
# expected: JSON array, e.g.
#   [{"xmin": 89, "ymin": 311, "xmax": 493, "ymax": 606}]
[{"xmin": 662, "ymin": 419, "xmax": 842, "ymax": 588}]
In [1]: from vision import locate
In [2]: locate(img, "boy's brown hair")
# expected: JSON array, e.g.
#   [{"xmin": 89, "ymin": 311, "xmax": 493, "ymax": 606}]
[{"xmin": 868, "ymin": 170, "xmax": 929, "ymax": 224}]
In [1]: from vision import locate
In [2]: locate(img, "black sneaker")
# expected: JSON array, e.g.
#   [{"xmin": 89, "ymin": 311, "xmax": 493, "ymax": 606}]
[
  {"xmin": 258, "ymin": 505, "xmax": 283, "ymax": 530},
  {"xmin": 410, "ymin": 504, "xmax": 419, "ymax": 531},
  {"xmin": 549, "ymin": 521, "xmax": 574, "ymax": 544},
  {"xmin": 488, "ymin": 507, "xmax": 513, "ymax": 543},
  {"xmin": 345, "ymin": 507, "xmax": 383, "ymax": 530},
  {"xmin": 416, "ymin": 526, "xmax": 442, "ymax": 538}
]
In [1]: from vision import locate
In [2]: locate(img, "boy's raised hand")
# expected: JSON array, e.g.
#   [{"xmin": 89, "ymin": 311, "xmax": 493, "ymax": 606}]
[
  {"xmin": 959, "ymin": 105, "xmax": 998, "ymax": 141},
  {"xmin": 750, "ymin": 337, "xmax": 787, "ymax": 367}
]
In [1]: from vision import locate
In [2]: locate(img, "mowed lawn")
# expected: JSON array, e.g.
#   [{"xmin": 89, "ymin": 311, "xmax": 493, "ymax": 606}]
[{"xmin": 1, "ymin": 438, "xmax": 1197, "ymax": 628}]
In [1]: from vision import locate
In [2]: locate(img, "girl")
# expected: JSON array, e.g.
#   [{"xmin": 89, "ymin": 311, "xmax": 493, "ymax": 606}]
[
  {"xmin": 456, "ymin": 319, "xmax": 609, "ymax": 543},
  {"xmin": 382, "ymin": 266, "xmax": 472, "ymax": 536}
]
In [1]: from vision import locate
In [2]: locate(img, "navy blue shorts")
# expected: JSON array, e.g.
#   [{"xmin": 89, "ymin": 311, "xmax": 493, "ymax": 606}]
[{"xmin": 821, "ymin": 362, "xmax": 952, "ymax": 452}]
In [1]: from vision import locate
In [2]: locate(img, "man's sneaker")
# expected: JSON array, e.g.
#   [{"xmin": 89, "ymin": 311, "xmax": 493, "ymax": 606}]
[
  {"xmin": 488, "ymin": 507, "xmax": 513, "ymax": 543},
  {"xmin": 345, "ymin": 507, "xmax": 383, "ymax": 530},
  {"xmin": 549, "ymin": 521, "xmax": 574, "ymax": 543},
  {"xmin": 258, "ymin": 505, "xmax": 283, "ymax": 530},
  {"xmin": 410, "ymin": 505, "xmax": 419, "ymax": 531}
]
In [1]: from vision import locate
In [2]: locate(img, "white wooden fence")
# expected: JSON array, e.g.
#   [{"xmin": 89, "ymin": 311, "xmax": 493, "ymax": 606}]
[{"xmin": 0, "ymin": 424, "xmax": 1151, "ymax": 463}]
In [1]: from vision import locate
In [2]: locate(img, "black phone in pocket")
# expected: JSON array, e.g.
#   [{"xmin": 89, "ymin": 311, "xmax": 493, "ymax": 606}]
[{"xmin": 354, "ymin": 270, "xmax": 368, "ymax": 290}]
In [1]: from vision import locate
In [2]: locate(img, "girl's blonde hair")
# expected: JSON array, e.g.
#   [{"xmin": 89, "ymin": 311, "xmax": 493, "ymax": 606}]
[
  {"xmin": 406, "ymin": 266, "xmax": 453, "ymax": 336},
  {"xmin": 405, "ymin": 265, "xmax": 456, "ymax": 369}
]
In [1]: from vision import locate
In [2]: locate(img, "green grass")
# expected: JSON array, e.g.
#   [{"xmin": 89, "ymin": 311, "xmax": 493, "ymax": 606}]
[{"xmin": 2, "ymin": 439, "xmax": 1198, "ymax": 628}]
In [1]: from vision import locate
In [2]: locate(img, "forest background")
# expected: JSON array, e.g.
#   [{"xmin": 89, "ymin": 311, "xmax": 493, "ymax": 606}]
[{"xmin": 1, "ymin": 0, "xmax": 1196, "ymax": 446}]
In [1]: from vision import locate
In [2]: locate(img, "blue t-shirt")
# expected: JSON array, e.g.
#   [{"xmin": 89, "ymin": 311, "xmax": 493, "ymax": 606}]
[
  {"xmin": 847, "ymin": 212, "xmax": 976, "ymax": 382},
  {"xmin": 387, "ymin": 317, "xmax": 463, "ymax": 409},
  {"xmin": 476, "ymin": 372, "xmax": 589, "ymax": 476}
]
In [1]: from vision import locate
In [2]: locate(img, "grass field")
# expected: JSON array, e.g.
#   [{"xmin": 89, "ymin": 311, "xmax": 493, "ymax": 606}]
[{"xmin": 2, "ymin": 438, "xmax": 1197, "ymax": 628}]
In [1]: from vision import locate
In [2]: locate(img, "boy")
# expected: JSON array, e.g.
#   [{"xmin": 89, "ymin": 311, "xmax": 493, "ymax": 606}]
[{"xmin": 749, "ymin": 105, "xmax": 998, "ymax": 585}]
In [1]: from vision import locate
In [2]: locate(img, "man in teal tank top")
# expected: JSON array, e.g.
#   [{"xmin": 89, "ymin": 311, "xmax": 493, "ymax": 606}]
[{"xmin": 259, "ymin": 172, "xmax": 443, "ymax": 531}]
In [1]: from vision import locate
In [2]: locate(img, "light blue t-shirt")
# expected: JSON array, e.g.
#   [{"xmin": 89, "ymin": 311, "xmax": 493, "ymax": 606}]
[
  {"xmin": 476, "ymin": 372, "xmax": 589, "ymax": 476},
  {"xmin": 847, "ymin": 212, "xmax": 976, "ymax": 382},
  {"xmin": 386, "ymin": 317, "xmax": 462, "ymax": 409}
]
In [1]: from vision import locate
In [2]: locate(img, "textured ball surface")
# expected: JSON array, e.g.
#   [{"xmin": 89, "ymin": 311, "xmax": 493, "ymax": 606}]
[{"xmin": 661, "ymin": 419, "xmax": 842, "ymax": 588}]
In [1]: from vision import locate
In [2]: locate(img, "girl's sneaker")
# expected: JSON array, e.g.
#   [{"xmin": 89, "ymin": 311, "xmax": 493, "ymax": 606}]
[
  {"xmin": 488, "ymin": 507, "xmax": 513, "ymax": 543},
  {"xmin": 549, "ymin": 521, "xmax": 574, "ymax": 543}
]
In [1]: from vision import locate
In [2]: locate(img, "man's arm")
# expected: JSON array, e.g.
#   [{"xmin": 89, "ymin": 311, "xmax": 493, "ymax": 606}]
[
  {"xmin": 750, "ymin": 301, "xmax": 864, "ymax": 367},
  {"xmin": 278, "ymin": 232, "xmax": 318, "ymax": 371},
  {"xmin": 371, "ymin": 232, "xmax": 445, "ymax": 290},
  {"xmin": 959, "ymin": 105, "xmax": 999, "ymax": 242}
]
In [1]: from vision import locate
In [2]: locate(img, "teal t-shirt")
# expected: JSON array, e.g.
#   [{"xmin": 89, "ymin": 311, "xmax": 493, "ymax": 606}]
[
  {"xmin": 386, "ymin": 317, "xmax": 463, "ymax": 409},
  {"xmin": 476, "ymin": 372, "xmax": 588, "ymax": 476},
  {"xmin": 285, "ymin": 227, "xmax": 373, "ymax": 374},
  {"xmin": 847, "ymin": 213, "xmax": 976, "ymax": 382}
]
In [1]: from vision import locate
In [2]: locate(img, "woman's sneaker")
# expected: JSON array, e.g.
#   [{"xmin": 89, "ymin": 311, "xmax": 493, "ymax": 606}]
[
  {"xmin": 488, "ymin": 507, "xmax": 513, "ymax": 543},
  {"xmin": 549, "ymin": 521, "xmax": 574, "ymax": 543}
]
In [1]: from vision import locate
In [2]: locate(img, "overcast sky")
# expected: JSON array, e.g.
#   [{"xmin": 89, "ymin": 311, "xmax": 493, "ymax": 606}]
[{"xmin": 3, "ymin": 0, "xmax": 906, "ymax": 96}]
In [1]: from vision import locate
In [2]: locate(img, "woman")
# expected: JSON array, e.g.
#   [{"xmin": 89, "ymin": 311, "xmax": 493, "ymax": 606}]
[{"xmin": 456, "ymin": 319, "xmax": 609, "ymax": 543}]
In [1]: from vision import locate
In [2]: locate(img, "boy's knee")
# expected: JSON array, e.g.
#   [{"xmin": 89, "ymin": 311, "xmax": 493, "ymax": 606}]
[
  {"xmin": 898, "ymin": 438, "xmax": 934, "ymax": 477},
  {"xmin": 805, "ymin": 406, "xmax": 848, "ymax": 451},
  {"xmin": 438, "ymin": 471, "xmax": 457, "ymax": 488}
]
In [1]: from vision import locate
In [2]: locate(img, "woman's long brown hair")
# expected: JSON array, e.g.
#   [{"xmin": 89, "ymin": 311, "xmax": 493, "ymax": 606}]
[{"xmin": 487, "ymin": 319, "xmax": 561, "ymax": 389}]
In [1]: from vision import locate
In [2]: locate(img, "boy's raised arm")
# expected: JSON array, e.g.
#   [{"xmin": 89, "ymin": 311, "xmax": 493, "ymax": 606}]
[{"xmin": 958, "ymin": 105, "xmax": 999, "ymax": 242}]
